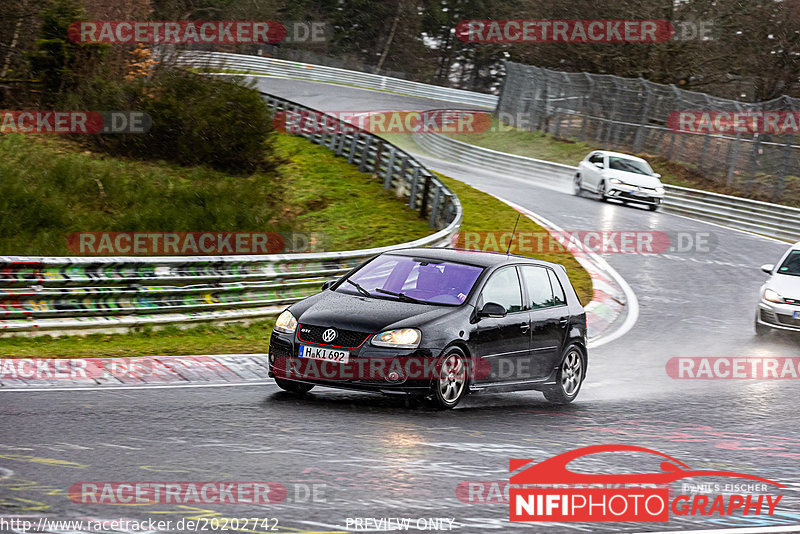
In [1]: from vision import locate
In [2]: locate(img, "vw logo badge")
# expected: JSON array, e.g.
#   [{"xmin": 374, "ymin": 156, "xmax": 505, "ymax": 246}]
[{"xmin": 322, "ymin": 328, "xmax": 337, "ymax": 343}]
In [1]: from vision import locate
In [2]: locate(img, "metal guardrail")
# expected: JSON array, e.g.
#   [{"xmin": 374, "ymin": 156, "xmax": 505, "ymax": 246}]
[
  {"xmin": 0, "ymin": 92, "xmax": 462, "ymax": 335},
  {"xmin": 414, "ymin": 131, "xmax": 800, "ymax": 243},
  {"xmin": 175, "ymin": 50, "xmax": 498, "ymax": 109}
]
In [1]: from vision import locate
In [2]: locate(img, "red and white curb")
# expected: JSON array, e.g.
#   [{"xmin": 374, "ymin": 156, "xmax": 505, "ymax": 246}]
[{"xmin": 0, "ymin": 354, "xmax": 271, "ymax": 390}]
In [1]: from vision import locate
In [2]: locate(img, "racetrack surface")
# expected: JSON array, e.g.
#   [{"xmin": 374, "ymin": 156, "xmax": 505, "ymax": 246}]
[{"xmin": 2, "ymin": 77, "xmax": 799, "ymax": 533}]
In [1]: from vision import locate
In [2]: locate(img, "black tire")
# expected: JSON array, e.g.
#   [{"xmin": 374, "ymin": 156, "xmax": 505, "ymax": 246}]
[
  {"xmin": 430, "ymin": 348, "xmax": 470, "ymax": 410},
  {"xmin": 543, "ymin": 344, "xmax": 585, "ymax": 405},
  {"xmin": 648, "ymin": 203, "xmax": 659, "ymax": 212},
  {"xmin": 573, "ymin": 174, "xmax": 583, "ymax": 196},
  {"xmin": 755, "ymin": 313, "xmax": 770, "ymax": 336},
  {"xmin": 274, "ymin": 377, "xmax": 315, "ymax": 394},
  {"xmin": 598, "ymin": 181, "xmax": 608, "ymax": 202}
]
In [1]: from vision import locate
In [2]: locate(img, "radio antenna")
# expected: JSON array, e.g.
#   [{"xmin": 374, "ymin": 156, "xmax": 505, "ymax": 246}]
[{"xmin": 506, "ymin": 213, "xmax": 521, "ymax": 255}]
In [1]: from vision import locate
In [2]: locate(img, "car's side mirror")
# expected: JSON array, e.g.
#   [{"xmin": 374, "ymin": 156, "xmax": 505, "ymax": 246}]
[
  {"xmin": 594, "ymin": 162, "xmax": 604, "ymax": 169},
  {"xmin": 478, "ymin": 302, "xmax": 507, "ymax": 318},
  {"xmin": 654, "ymin": 173, "xmax": 662, "ymax": 178},
  {"xmin": 321, "ymin": 279, "xmax": 337, "ymax": 290},
  {"xmin": 761, "ymin": 264, "xmax": 775, "ymax": 275}
]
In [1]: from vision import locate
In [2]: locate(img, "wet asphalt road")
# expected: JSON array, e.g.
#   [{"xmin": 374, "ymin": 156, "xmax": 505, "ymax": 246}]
[{"xmin": 1, "ymin": 77, "xmax": 800, "ymax": 534}]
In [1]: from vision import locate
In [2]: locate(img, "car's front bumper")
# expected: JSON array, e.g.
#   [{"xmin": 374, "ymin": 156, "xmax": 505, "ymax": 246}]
[
  {"xmin": 267, "ymin": 331, "xmax": 441, "ymax": 393},
  {"xmin": 757, "ymin": 301, "xmax": 800, "ymax": 332},
  {"xmin": 607, "ymin": 184, "xmax": 664, "ymax": 205}
]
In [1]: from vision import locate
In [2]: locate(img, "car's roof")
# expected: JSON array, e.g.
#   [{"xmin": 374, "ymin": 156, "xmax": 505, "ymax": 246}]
[
  {"xmin": 593, "ymin": 150, "xmax": 648, "ymax": 163},
  {"xmin": 792, "ymin": 241, "xmax": 800, "ymax": 251},
  {"xmin": 387, "ymin": 247, "xmax": 559, "ymax": 268}
]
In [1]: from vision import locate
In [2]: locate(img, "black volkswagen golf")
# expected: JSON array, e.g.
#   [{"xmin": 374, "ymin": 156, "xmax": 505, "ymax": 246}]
[{"xmin": 268, "ymin": 247, "xmax": 587, "ymax": 409}]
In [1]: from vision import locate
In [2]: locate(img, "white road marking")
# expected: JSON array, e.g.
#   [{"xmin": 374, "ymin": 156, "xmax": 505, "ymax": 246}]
[{"xmin": 0, "ymin": 380, "xmax": 272, "ymax": 392}]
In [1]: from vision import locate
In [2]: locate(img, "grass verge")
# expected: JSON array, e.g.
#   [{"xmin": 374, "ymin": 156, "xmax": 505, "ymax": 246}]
[{"xmin": 0, "ymin": 133, "xmax": 432, "ymax": 255}]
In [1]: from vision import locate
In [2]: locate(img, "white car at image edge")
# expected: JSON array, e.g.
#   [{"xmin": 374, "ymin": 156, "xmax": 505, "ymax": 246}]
[
  {"xmin": 756, "ymin": 242, "xmax": 800, "ymax": 335},
  {"xmin": 574, "ymin": 150, "xmax": 666, "ymax": 211}
]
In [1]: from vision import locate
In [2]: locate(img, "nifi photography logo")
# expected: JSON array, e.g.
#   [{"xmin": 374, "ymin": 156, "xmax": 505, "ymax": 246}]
[{"xmin": 509, "ymin": 444, "xmax": 784, "ymax": 523}]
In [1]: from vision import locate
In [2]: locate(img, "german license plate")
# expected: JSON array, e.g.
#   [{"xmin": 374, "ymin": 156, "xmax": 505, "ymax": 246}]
[{"xmin": 299, "ymin": 345, "xmax": 349, "ymax": 363}]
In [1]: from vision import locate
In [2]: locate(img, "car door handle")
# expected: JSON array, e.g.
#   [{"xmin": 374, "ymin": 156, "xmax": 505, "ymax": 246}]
[
  {"xmin": 559, "ymin": 318, "xmax": 569, "ymax": 327},
  {"xmin": 519, "ymin": 323, "xmax": 530, "ymax": 332}
]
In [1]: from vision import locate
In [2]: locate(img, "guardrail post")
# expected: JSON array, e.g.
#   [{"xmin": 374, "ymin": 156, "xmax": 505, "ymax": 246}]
[
  {"xmin": 336, "ymin": 132, "xmax": 347, "ymax": 156},
  {"xmin": 383, "ymin": 147, "xmax": 397, "ymax": 187},
  {"xmin": 419, "ymin": 173, "xmax": 433, "ymax": 217},
  {"xmin": 392, "ymin": 158, "xmax": 409, "ymax": 190},
  {"xmin": 408, "ymin": 166, "xmax": 420, "ymax": 209},
  {"xmin": 373, "ymin": 140, "xmax": 385, "ymax": 174},
  {"xmin": 428, "ymin": 186, "xmax": 442, "ymax": 227},
  {"xmin": 348, "ymin": 133, "xmax": 359, "ymax": 163},
  {"xmin": 358, "ymin": 137, "xmax": 372, "ymax": 172}
]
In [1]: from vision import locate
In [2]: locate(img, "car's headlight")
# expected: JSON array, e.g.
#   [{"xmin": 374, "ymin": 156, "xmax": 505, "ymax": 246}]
[
  {"xmin": 655, "ymin": 186, "xmax": 665, "ymax": 194},
  {"xmin": 274, "ymin": 310, "xmax": 298, "ymax": 334},
  {"xmin": 764, "ymin": 289, "xmax": 784, "ymax": 303},
  {"xmin": 371, "ymin": 328, "xmax": 421, "ymax": 348}
]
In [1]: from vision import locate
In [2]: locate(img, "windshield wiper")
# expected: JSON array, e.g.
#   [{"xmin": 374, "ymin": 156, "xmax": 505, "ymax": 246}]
[
  {"xmin": 345, "ymin": 279, "xmax": 373, "ymax": 298},
  {"xmin": 375, "ymin": 288, "xmax": 425, "ymax": 304}
]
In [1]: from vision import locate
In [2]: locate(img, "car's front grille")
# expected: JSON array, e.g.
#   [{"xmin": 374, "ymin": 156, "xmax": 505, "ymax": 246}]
[
  {"xmin": 297, "ymin": 324, "xmax": 371, "ymax": 348},
  {"xmin": 776, "ymin": 314, "xmax": 800, "ymax": 327},
  {"xmin": 784, "ymin": 297, "xmax": 800, "ymax": 306}
]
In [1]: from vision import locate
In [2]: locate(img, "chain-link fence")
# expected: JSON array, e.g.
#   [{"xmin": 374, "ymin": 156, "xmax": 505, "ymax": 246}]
[{"xmin": 498, "ymin": 61, "xmax": 800, "ymax": 203}]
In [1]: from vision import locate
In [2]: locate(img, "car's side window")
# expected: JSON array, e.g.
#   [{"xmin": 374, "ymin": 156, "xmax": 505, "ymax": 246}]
[
  {"xmin": 547, "ymin": 269, "xmax": 567, "ymax": 306},
  {"xmin": 519, "ymin": 265, "xmax": 557, "ymax": 309},
  {"xmin": 589, "ymin": 153, "xmax": 603, "ymax": 165},
  {"xmin": 479, "ymin": 267, "xmax": 523, "ymax": 313}
]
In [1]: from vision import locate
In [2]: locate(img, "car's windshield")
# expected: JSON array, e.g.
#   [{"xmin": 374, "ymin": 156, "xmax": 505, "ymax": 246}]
[
  {"xmin": 337, "ymin": 254, "xmax": 484, "ymax": 305},
  {"xmin": 608, "ymin": 156, "xmax": 654, "ymax": 176},
  {"xmin": 777, "ymin": 251, "xmax": 800, "ymax": 276}
]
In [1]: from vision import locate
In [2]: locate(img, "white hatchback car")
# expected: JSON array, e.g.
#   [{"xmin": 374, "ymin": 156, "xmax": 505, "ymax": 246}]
[
  {"xmin": 574, "ymin": 151, "xmax": 665, "ymax": 211},
  {"xmin": 756, "ymin": 242, "xmax": 800, "ymax": 335}
]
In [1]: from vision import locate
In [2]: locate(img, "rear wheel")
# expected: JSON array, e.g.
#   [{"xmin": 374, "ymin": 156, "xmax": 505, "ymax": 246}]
[
  {"xmin": 544, "ymin": 345, "xmax": 585, "ymax": 405},
  {"xmin": 648, "ymin": 203, "xmax": 659, "ymax": 212},
  {"xmin": 275, "ymin": 377, "xmax": 315, "ymax": 394},
  {"xmin": 431, "ymin": 349, "xmax": 469, "ymax": 409}
]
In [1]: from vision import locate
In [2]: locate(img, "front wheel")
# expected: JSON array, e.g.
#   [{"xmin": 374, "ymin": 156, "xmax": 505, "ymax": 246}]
[
  {"xmin": 543, "ymin": 345, "xmax": 585, "ymax": 405},
  {"xmin": 598, "ymin": 181, "xmax": 608, "ymax": 202},
  {"xmin": 274, "ymin": 377, "xmax": 315, "ymax": 394},
  {"xmin": 430, "ymin": 349, "xmax": 469, "ymax": 409},
  {"xmin": 573, "ymin": 174, "xmax": 583, "ymax": 195},
  {"xmin": 754, "ymin": 313, "xmax": 770, "ymax": 336},
  {"xmin": 648, "ymin": 203, "xmax": 660, "ymax": 212}
]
